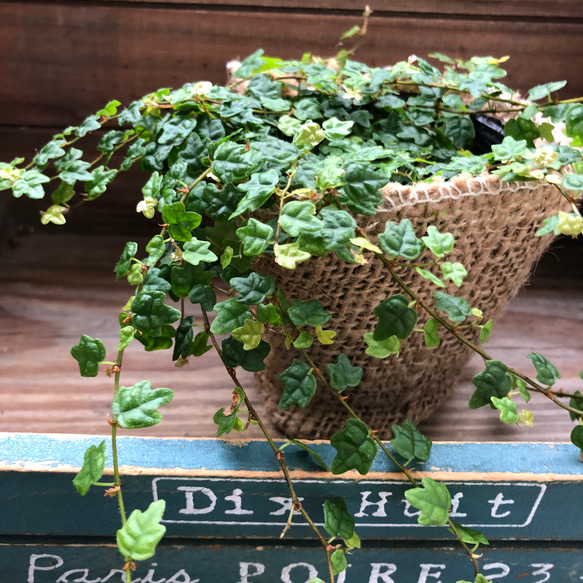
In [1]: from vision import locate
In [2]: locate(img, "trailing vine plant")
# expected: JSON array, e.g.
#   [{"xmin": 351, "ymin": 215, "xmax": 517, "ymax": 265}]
[{"xmin": 2, "ymin": 11, "xmax": 583, "ymax": 583}]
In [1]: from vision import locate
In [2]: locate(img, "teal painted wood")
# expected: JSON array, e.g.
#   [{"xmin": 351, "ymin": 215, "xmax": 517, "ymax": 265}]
[
  {"xmin": 2, "ymin": 542, "xmax": 582, "ymax": 583},
  {"xmin": 1, "ymin": 433, "xmax": 581, "ymax": 543},
  {"xmin": 1, "ymin": 432, "xmax": 581, "ymax": 475}
]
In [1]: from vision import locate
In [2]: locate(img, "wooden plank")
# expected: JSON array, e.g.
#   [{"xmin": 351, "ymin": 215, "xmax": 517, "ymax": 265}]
[
  {"xmin": 3, "ymin": 542, "xmax": 582, "ymax": 582},
  {"xmin": 2, "ymin": 434, "xmax": 582, "ymax": 541},
  {"xmin": 99, "ymin": 0, "xmax": 583, "ymax": 19},
  {"xmin": 1, "ymin": 4, "xmax": 583, "ymax": 129}
]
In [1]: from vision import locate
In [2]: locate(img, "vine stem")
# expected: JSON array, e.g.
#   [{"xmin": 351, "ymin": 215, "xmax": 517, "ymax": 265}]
[
  {"xmin": 200, "ymin": 309, "xmax": 336, "ymax": 583},
  {"xmin": 299, "ymin": 349, "xmax": 480, "ymax": 576},
  {"xmin": 110, "ymin": 348, "xmax": 132, "ymax": 582},
  {"xmin": 358, "ymin": 235, "xmax": 583, "ymax": 418}
]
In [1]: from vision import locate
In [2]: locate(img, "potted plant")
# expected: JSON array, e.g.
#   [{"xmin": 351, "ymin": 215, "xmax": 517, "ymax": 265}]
[{"xmin": 2, "ymin": 15, "xmax": 582, "ymax": 583}]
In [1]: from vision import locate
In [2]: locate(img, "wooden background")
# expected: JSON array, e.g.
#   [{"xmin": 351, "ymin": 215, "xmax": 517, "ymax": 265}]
[{"xmin": 0, "ymin": 1, "xmax": 582, "ymax": 442}]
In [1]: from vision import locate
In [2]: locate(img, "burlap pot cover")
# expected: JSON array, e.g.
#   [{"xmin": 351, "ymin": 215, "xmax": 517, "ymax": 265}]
[{"xmin": 255, "ymin": 173, "xmax": 569, "ymax": 439}]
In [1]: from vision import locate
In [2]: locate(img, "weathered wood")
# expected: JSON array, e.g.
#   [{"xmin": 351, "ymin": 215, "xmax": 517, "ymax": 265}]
[
  {"xmin": 1, "ymin": 3, "xmax": 582, "ymax": 130},
  {"xmin": 58, "ymin": 0, "xmax": 583, "ymax": 20},
  {"xmin": 1, "ymin": 434, "xmax": 582, "ymax": 580},
  {"xmin": 0, "ymin": 232, "xmax": 581, "ymax": 441}
]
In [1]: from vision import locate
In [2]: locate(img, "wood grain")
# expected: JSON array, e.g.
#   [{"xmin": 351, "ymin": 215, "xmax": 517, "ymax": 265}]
[
  {"xmin": 1, "ymin": 3, "xmax": 582, "ymax": 129},
  {"xmin": 0, "ymin": 233, "xmax": 581, "ymax": 442}
]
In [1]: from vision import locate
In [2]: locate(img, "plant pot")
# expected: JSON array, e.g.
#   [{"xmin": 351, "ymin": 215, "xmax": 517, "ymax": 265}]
[{"xmin": 255, "ymin": 174, "xmax": 569, "ymax": 439}]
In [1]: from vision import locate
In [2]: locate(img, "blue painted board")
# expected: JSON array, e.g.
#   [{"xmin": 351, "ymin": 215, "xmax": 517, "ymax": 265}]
[
  {"xmin": 2, "ymin": 542, "xmax": 582, "ymax": 583},
  {"xmin": 1, "ymin": 433, "xmax": 581, "ymax": 543}
]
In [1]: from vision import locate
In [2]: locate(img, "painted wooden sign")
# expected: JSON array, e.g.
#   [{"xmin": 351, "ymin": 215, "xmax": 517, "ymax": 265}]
[{"xmin": 1, "ymin": 433, "xmax": 582, "ymax": 582}]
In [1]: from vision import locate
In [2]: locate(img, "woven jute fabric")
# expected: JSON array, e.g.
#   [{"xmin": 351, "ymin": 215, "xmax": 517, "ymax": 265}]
[{"xmin": 255, "ymin": 173, "xmax": 569, "ymax": 439}]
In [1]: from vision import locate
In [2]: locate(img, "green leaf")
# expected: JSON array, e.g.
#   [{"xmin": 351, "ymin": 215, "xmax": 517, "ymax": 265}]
[
  {"xmin": 404, "ymin": 478, "xmax": 451, "ymax": 526},
  {"xmin": 440, "ymin": 262, "xmax": 467, "ymax": 287},
  {"xmin": 145, "ymin": 235, "xmax": 166, "ymax": 267},
  {"xmin": 469, "ymin": 360, "xmax": 513, "ymax": 409},
  {"xmin": 127, "ymin": 263, "xmax": 145, "ymax": 286},
  {"xmin": 570, "ymin": 425, "xmax": 583, "ymax": 451},
  {"xmin": 171, "ymin": 262, "xmax": 206, "ymax": 297},
  {"xmin": 323, "ymin": 117, "xmax": 354, "ymax": 140},
  {"xmin": 274, "ymin": 243, "xmax": 311, "ymax": 269},
  {"xmin": 112, "ymin": 380, "xmax": 173, "ymax": 429},
  {"xmin": 131, "ymin": 290, "xmax": 182, "ymax": 336},
  {"xmin": 50, "ymin": 182, "xmax": 75, "ymax": 205},
  {"xmin": 422, "ymin": 226, "xmax": 454, "ymax": 258},
  {"xmin": 72, "ymin": 441, "xmax": 107, "ymax": 496},
  {"xmin": 40, "ymin": 204, "xmax": 67, "ymax": 225},
  {"xmin": 157, "ymin": 116, "xmax": 197, "ymax": 146},
  {"xmin": 12, "ymin": 170, "xmax": 50, "ymax": 199},
  {"xmin": 442, "ymin": 115, "xmax": 475, "ymax": 150},
  {"xmin": 491, "ymin": 396, "xmax": 519, "ymax": 424},
  {"xmin": 516, "ymin": 377, "xmax": 531, "ymax": 404},
  {"xmin": 293, "ymin": 331, "xmax": 314, "ymax": 349},
  {"xmin": 279, "ymin": 201, "xmax": 323, "ymax": 237},
  {"xmin": 416, "ymin": 267, "xmax": 445, "ymax": 288},
  {"xmin": 183, "ymin": 237, "xmax": 219, "ymax": 266},
  {"xmin": 504, "ymin": 117, "xmax": 540, "ymax": 147},
  {"xmin": 297, "ymin": 207, "xmax": 356, "ymax": 256},
  {"xmin": 142, "ymin": 267, "xmax": 172, "ymax": 293},
  {"xmin": 287, "ymin": 439, "xmax": 329, "ymax": 471},
  {"xmin": 232, "ymin": 318, "xmax": 265, "ymax": 350},
  {"xmin": 278, "ymin": 359, "xmax": 317, "ymax": 409},
  {"xmin": 118, "ymin": 326, "xmax": 135, "ymax": 352},
  {"xmin": 230, "ymin": 272, "xmax": 275, "ymax": 305},
  {"xmin": 527, "ymin": 81, "xmax": 567, "ymax": 101},
  {"xmin": 231, "ymin": 170, "xmax": 279, "ymax": 218},
  {"xmin": 378, "ymin": 219, "xmax": 425, "ymax": 259},
  {"xmin": 117, "ymin": 500, "xmax": 166, "ymax": 561},
  {"xmin": 338, "ymin": 162, "xmax": 386, "ymax": 215},
  {"xmin": 33, "ymin": 140, "xmax": 66, "ymax": 167},
  {"xmin": 457, "ymin": 576, "xmax": 491, "ymax": 583},
  {"xmin": 71, "ymin": 335, "xmax": 106, "ymax": 377},
  {"xmin": 569, "ymin": 390, "xmax": 583, "ymax": 421},
  {"xmin": 211, "ymin": 299, "xmax": 252, "ymax": 334},
  {"xmin": 373, "ymin": 294, "xmax": 418, "ymax": 341},
  {"xmin": 491, "ymin": 136, "xmax": 527, "ymax": 161},
  {"xmin": 423, "ymin": 318, "xmax": 440, "ymax": 347},
  {"xmin": 213, "ymin": 387, "xmax": 244, "ymax": 437},
  {"xmin": 277, "ymin": 114, "xmax": 302, "ymax": 137},
  {"xmin": 85, "ymin": 167, "xmax": 117, "ymax": 200},
  {"xmin": 330, "ymin": 419, "xmax": 377, "ymax": 475},
  {"xmin": 363, "ymin": 332, "xmax": 400, "ymax": 358},
  {"xmin": 563, "ymin": 173, "xmax": 583, "ymax": 191},
  {"xmin": 527, "ymin": 352, "xmax": 561, "ymax": 386},
  {"xmin": 448, "ymin": 520, "xmax": 489, "ymax": 547},
  {"xmin": 288, "ymin": 298, "xmax": 331, "ymax": 327},
  {"xmin": 565, "ymin": 104, "xmax": 583, "ymax": 141},
  {"xmin": 293, "ymin": 121, "xmax": 326, "ymax": 147},
  {"xmin": 478, "ymin": 319, "xmax": 493, "ymax": 344},
  {"xmin": 221, "ymin": 336, "xmax": 270, "ymax": 372},
  {"xmin": 173, "ymin": 316, "xmax": 194, "ymax": 360},
  {"xmin": 391, "ymin": 419, "xmax": 432, "ymax": 461},
  {"xmin": 211, "ymin": 141, "xmax": 260, "ymax": 184},
  {"xmin": 256, "ymin": 303, "xmax": 283, "ymax": 326},
  {"xmin": 190, "ymin": 331, "xmax": 213, "ymax": 357},
  {"xmin": 234, "ymin": 49, "xmax": 265, "ymax": 78},
  {"xmin": 76, "ymin": 115, "xmax": 101, "ymax": 137},
  {"xmin": 97, "ymin": 99, "xmax": 122, "ymax": 117},
  {"xmin": 236, "ymin": 219, "xmax": 274, "ymax": 256},
  {"xmin": 114, "ymin": 241, "xmax": 138, "ymax": 280},
  {"xmin": 162, "ymin": 202, "xmax": 202, "ymax": 242},
  {"xmin": 434, "ymin": 291, "xmax": 472, "ymax": 323},
  {"xmin": 323, "ymin": 498, "xmax": 355, "ymax": 542},
  {"xmin": 326, "ymin": 353, "xmax": 363, "ymax": 392},
  {"xmin": 189, "ymin": 284, "xmax": 217, "ymax": 312}
]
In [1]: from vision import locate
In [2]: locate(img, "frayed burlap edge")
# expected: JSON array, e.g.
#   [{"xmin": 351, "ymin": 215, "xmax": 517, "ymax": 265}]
[{"xmin": 255, "ymin": 174, "xmax": 570, "ymax": 440}]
